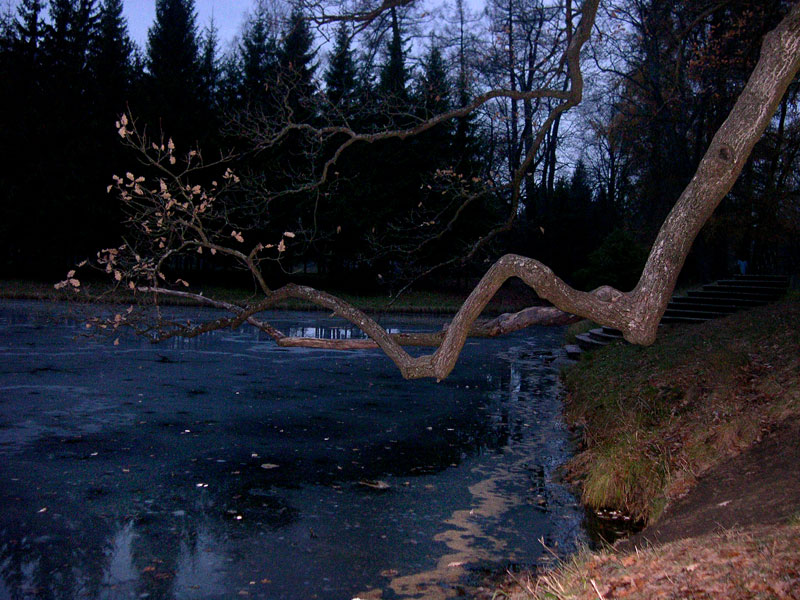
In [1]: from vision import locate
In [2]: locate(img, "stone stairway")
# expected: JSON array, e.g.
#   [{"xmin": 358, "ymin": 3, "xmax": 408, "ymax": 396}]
[
  {"xmin": 568, "ymin": 326, "xmax": 624, "ymax": 357},
  {"xmin": 661, "ymin": 274, "xmax": 789, "ymax": 324},
  {"xmin": 566, "ymin": 274, "xmax": 789, "ymax": 357}
]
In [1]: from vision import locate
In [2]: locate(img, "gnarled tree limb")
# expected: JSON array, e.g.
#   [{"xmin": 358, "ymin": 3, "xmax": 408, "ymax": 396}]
[{"xmin": 84, "ymin": 1, "xmax": 800, "ymax": 381}]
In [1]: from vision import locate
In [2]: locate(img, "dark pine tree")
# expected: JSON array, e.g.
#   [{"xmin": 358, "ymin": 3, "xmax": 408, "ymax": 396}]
[
  {"xmin": 413, "ymin": 43, "xmax": 454, "ymax": 186},
  {"xmin": 45, "ymin": 0, "xmax": 97, "ymax": 96},
  {"xmin": 0, "ymin": 0, "xmax": 122, "ymax": 275},
  {"xmin": 378, "ymin": 5, "xmax": 408, "ymax": 114},
  {"xmin": 43, "ymin": 0, "xmax": 103, "ymax": 270},
  {"xmin": 86, "ymin": 0, "xmax": 135, "ymax": 253},
  {"xmin": 91, "ymin": 0, "xmax": 133, "ymax": 118},
  {"xmin": 217, "ymin": 49, "xmax": 242, "ymax": 109},
  {"xmin": 198, "ymin": 17, "xmax": 220, "ymax": 112},
  {"xmin": 278, "ymin": 7, "xmax": 316, "ymax": 123},
  {"xmin": 417, "ymin": 44, "xmax": 450, "ymax": 117},
  {"xmin": 451, "ymin": 0, "xmax": 482, "ymax": 180},
  {"xmin": 13, "ymin": 0, "xmax": 44, "ymax": 60},
  {"xmin": 239, "ymin": 7, "xmax": 277, "ymax": 108},
  {"xmin": 0, "ymin": 2, "xmax": 45, "ymax": 273},
  {"xmin": 324, "ymin": 21, "xmax": 357, "ymax": 118},
  {"xmin": 146, "ymin": 0, "xmax": 201, "ymax": 143}
]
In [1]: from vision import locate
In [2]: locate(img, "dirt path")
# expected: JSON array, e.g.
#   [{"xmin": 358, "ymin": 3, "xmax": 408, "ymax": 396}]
[{"xmin": 619, "ymin": 417, "xmax": 800, "ymax": 550}]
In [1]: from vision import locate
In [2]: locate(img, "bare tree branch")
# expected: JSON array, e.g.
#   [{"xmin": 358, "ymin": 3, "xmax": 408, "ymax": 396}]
[{"xmin": 63, "ymin": 1, "xmax": 800, "ymax": 382}]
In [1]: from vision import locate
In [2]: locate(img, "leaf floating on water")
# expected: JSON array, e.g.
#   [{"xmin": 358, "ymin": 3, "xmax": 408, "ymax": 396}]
[
  {"xmin": 358, "ymin": 479, "xmax": 390, "ymax": 490},
  {"xmin": 260, "ymin": 463, "xmax": 279, "ymax": 470}
]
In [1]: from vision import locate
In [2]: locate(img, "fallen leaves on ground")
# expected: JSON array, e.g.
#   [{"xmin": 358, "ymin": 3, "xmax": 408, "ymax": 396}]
[{"xmin": 509, "ymin": 523, "xmax": 800, "ymax": 600}]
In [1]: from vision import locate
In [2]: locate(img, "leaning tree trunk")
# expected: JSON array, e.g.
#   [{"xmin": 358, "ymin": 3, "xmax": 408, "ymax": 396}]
[
  {"xmin": 115, "ymin": 2, "xmax": 800, "ymax": 381},
  {"xmin": 341, "ymin": 1, "xmax": 800, "ymax": 379},
  {"xmin": 367, "ymin": 1, "xmax": 800, "ymax": 379}
]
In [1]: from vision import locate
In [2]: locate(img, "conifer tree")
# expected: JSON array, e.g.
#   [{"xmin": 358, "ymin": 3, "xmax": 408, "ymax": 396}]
[
  {"xmin": 146, "ymin": 0, "xmax": 201, "ymax": 139},
  {"xmin": 199, "ymin": 17, "xmax": 220, "ymax": 109},
  {"xmin": 450, "ymin": 0, "xmax": 481, "ymax": 178},
  {"xmin": 14, "ymin": 0, "xmax": 44, "ymax": 59},
  {"xmin": 217, "ymin": 50, "xmax": 242, "ymax": 108},
  {"xmin": 91, "ymin": 0, "xmax": 133, "ymax": 116},
  {"xmin": 45, "ymin": 0, "xmax": 97, "ymax": 79},
  {"xmin": 86, "ymin": 0, "xmax": 134, "ymax": 254},
  {"xmin": 414, "ymin": 43, "xmax": 453, "ymax": 169},
  {"xmin": 278, "ymin": 7, "xmax": 316, "ymax": 122},
  {"xmin": 0, "ymin": 3, "xmax": 13, "ymax": 38},
  {"xmin": 417, "ymin": 44, "xmax": 450, "ymax": 117},
  {"xmin": 378, "ymin": 6, "xmax": 407, "ymax": 106},
  {"xmin": 239, "ymin": 7, "xmax": 277, "ymax": 106},
  {"xmin": 324, "ymin": 21, "xmax": 357, "ymax": 115}
]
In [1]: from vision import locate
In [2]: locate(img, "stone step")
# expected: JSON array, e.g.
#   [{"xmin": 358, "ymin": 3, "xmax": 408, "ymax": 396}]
[
  {"xmin": 575, "ymin": 332, "xmax": 608, "ymax": 351},
  {"xmin": 666, "ymin": 300, "xmax": 740, "ymax": 313},
  {"xmin": 687, "ymin": 290, "xmax": 772, "ymax": 303},
  {"xmin": 661, "ymin": 273, "xmax": 787, "ymax": 327},
  {"xmin": 702, "ymin": 284, "xmax": 784, "ymax": 297},
  {"xmin": 601, "ymin": 326, "xmax": 624, "ymax": 337},
  {"xmin": 588, "ymin": 328, "xmax": 624, "ymax": 343},
  {"xmin": 660, "ymin": 315, "xmax": 710, "ymax": 324},
  {"xmin": 715, "ymin": 279, "xmax": 788, "ymax": 290},
  {"xmin": 672, "ymin": 294, "xmax": 764, "ymax": 308},
  {"xmin": 568, "ymin": 274, "xmax": 786, "ymax": 356},
  {"xmin": 662, "ymin": 308, "xmax": 728, "ymax": 320},
  {"xmin": 731, "ymin": 274, "xmax": 789, "ymax": 284}
]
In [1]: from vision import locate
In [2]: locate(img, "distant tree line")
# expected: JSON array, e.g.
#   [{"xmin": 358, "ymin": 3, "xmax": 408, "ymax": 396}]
[
  {"xmin": 502, "ymin": 0, "xmax": 799, "ymax": 290},
  {"xmin": 1, "ymin": 0, "xmax": 797, "ymax": 289}
]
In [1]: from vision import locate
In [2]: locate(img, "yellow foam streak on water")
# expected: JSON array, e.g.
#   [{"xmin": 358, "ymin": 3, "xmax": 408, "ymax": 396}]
[{"xmin": 354, "ymin": 459, "xmax": 525, "ymax": 600}]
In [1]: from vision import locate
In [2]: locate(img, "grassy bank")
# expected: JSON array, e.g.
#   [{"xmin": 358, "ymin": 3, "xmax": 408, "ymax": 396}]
[
  {"xmin": 489, "ymin": 299, "xmax": 800, "ymax": 599},
  {"xmin": 561, "ymin": 299, "xmax": 799, "ymax": 524}
]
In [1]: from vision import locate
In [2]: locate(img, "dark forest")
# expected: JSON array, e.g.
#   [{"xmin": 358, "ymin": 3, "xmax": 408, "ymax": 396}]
[{"xmin": 1, "ymin": 0, "xmax": 797, "ymax": 294}]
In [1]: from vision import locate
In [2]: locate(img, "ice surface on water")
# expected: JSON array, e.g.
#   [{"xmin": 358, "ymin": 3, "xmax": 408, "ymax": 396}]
[{"xmin": 0, "ymin": 300, "xmax": 586, "ymax": 600}]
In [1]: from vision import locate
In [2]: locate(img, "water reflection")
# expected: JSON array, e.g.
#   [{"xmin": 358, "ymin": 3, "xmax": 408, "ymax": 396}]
[
  {"xmin": 286, "ymin": 325, "xmax": 400, "ymax": 340},
  {"xmin": 0, "ymin": 301, "xmax": 585, "ymax": 599}
]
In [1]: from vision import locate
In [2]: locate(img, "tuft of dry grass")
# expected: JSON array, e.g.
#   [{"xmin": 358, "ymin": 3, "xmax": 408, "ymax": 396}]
[
  {"xmin": 561, "ymin": 300, "xmax": 800, "ymax": 524},
  {"xmin": 510, "ymin": 523, "xmax": 800, "ymax": 600}
]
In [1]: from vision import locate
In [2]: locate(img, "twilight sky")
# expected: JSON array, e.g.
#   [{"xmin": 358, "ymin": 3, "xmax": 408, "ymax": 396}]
[{"xmin": 122, "ymin": 0, "xmax": 252, "ymax": 51}]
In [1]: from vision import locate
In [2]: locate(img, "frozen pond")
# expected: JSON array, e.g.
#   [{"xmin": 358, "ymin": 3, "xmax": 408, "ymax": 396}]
[{"xmin": 0, "ymin": 300, "xmax": 586, "ymax": 599}]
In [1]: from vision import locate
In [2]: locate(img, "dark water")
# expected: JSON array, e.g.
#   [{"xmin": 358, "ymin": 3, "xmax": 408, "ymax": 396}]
[{"xmin": 0, "ymin": 300, "xmax": 586, "ymax": 600}]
